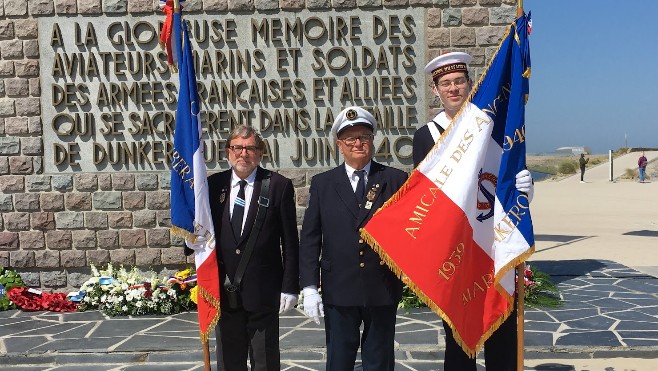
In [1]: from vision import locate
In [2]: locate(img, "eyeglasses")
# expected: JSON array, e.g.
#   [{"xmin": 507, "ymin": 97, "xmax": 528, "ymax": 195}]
[
  {"xmin": 436, "ymin": 77, "xmax": 468, "ymax": 90},
  {"xmin": 228, "ymin": 145, "xmax": 259, "ymax": 154},
  {"xmin": 340, "ymin": 134, "xmax": 375, "ymax": 146}
]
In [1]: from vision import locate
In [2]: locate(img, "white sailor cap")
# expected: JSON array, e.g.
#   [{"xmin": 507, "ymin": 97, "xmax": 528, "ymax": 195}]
[
  {"xmin": 424, "ymin": 51, "xmax": 473, "ymax": 80},
  {"xmin": 331, "ymin": 106, "xmax": 376, "ymax": 139}
]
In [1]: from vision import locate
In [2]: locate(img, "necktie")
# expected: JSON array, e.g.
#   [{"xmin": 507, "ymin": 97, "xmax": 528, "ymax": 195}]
[
  {"xmin": 231, "ymin": 180, "xmax": 247, "ymax": 238},
  {"xmin": 355, "ymin": 170, "xmax": 366, "ymax": 204}
]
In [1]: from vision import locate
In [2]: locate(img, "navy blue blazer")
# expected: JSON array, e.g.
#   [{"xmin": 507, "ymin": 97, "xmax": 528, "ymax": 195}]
[
  {"xmin": 299, "ymin": 161, "xmax": 407, "ymax": 306},
  {"xmin": 208, "ymin": 167, "xmax": 299, "ymax": 312}
]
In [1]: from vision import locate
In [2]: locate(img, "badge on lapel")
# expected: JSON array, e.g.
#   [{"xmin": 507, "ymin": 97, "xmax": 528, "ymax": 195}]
[
  {"xmin": 364, "ymin": 184, "xmax": 380, "ymax": 210},
  {"xmin": 219, "ymin": 188, "xmax": 227, "ymax": 204}
]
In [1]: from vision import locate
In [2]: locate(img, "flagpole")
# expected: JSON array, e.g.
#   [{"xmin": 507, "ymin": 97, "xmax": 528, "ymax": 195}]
[
  {"xmin": 171, "ymin": 3, "xmax": 211, "ymax": 370},
  {"xmin": 514, "ymin": 1, "xmax": 526, "ymax": 369}
]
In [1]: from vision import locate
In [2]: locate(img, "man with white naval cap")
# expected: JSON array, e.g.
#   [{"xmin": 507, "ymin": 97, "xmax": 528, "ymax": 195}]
[{"xmin": 299, "ymin": 106, "xmax": 407, "ymax": 370}]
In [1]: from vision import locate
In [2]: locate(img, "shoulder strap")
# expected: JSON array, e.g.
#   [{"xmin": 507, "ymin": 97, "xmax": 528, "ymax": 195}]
[{"xmin": 231, "ymin": 170, "xmax": 272, "ymax": 288}]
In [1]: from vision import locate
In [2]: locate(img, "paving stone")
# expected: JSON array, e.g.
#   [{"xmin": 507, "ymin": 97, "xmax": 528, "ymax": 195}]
[{"xmin": 555, "ymin": 330, "xmax": 622, "ymax": 346}]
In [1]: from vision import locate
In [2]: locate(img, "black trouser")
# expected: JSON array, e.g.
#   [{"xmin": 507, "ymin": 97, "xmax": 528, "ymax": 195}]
[
  {"xmin": 324, "ymin": 304, "xmax": 397, "ymax": 371},
  {"xmin": 580, "ymin": 167, "xmax": 585, "ymax": 181},
  {"xmin": 443, "ymin": 307, "xmax": 518, "ymax": 371},
  {"xmin": 215, "ymin": 307, "xmax": 280, "ymax": 371}
]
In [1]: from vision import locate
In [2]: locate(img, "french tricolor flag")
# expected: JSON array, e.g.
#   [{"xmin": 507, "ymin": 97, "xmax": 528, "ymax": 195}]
[
  {"xmin": 362, "ymin": 13, "xmax": 534, "ymax": 357},
  {"xmin": 169, "ymin": 10, "xmax": 220, "ymax": 344}
]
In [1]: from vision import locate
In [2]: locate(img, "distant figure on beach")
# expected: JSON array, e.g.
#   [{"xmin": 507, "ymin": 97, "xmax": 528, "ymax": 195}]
[
  {"xmin": 638, "ymin": 152, "xmax": 648, "ymax": 182},
  {"xmin": 579, "ymin": 153, "xmax": 589, "ymax": 183}
]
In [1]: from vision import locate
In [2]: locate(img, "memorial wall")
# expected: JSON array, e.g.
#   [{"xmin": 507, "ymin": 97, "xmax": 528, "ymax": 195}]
[{"xmin": 0, "ymin": 0, "xmax": 516, "ymax": 288}]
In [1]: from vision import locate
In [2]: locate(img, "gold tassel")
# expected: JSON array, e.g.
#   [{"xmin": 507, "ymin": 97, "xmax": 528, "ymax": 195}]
[{"xmin": 198, "ymin": 286, "xmax": 221, "ymax": 344}]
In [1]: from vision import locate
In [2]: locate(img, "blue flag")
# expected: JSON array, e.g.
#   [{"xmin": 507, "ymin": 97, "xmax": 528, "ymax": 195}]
[{"xmin": 169, "ymin": 11, "xmax": 219, "ymax": 344}]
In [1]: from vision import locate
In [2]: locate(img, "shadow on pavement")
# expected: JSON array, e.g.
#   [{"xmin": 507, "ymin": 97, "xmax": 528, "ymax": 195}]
[
  {"xmin": 528, "ymin": 259, "xmax": 608, "ymax": 284},
  {"xmin": 532, "ymin": 364, "xmax": 576, "ymax": 371},
  {"xmin": 623, "ymin": 230, "xmax": 658, "ymax": 237}
]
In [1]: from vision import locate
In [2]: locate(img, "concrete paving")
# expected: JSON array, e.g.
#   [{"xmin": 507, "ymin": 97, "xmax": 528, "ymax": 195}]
[{"xmin": 2, "ymin": 160, "xmax": 658, "ymax": 370}]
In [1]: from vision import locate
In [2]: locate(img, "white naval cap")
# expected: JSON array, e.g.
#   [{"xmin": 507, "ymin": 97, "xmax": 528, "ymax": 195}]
[
  {"xmin": 424, "ymin": 51, "xmax": 473, "ymax": 80},
  {"xmin": 331, "ymin": 106, "xmax": 376, "ymax": 139}
]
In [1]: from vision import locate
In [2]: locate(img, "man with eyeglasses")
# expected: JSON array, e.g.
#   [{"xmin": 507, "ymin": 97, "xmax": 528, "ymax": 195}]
[
  {"xmin": 412, "ymin": 52, "xmax": 534, "ymax": 371},
  {"xmin": 299, "ymin": 106, "xmax": 407, "ymax": 370},
  {"xmin": 204, "ymin": 124, "xmax": 299, "ymax": 371}
]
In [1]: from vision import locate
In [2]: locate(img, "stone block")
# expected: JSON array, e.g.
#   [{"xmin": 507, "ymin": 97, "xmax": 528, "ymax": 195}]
[
  {"xmin": 133, "ymin": 210, "xmax": 156, "ymax": 228},
  {"xmin": 475, "ymin": 25, "xmax": 506, "ymax": 46},
  {"xmin": 4, "ymin": 117, "xmax": 27, "ymax": 135},
  {"xmin": 450, "ymin": 0, "xmax": 476, "ymax": 5},
  {"xmin": 34, "ymin": 249, "xmax": 60, "ymax": 267},
  {"xmin": 382, "ymin": 0, "xmax": 405, "ymax": 6},
  {"xmin": 55, "ymin": 211, "xmax": 85, "ymax": 229},
  {"xmin": 14, "ymin": 193, "xmax": 39, "ymax": 211},
  {"xmin": 78, "ymin": 0, "xmax": 101, "ymax": 14},
  {"xmin": 75, "ymin": 174, "xmax": 98, "ymax": 191},
  {"xmin": 0, "ymin": 156, "xmax": 7, "ymax": 174},
  {"xmin": 72, "ymin": 230, "xmax": 97, "ymax": 249},
  {"xmin": 146, "ymin": 191, "xmax": 170, "ymax": 210},
  {"xmin": 228, "ymin": 0, "xmax": 254, "ymax": 11},
  {"xmin": 9, "ymin": 156, "xmax": 33, "ymax": 174},
  {"xmin": 29, "ymin": 77, "xmax": 40, "ymax": 96},
  {"xmin": 442, "ymin": 8, "xmax": 462, "ymax": 27},
  {"xmin": 356, "ymin": 0, "xmax": 381, "ymax": 5},
  {"xmin": 127, "ymin": 0, "xmax": 153, "ymax": 13},
  {"xmin": 160, "ymin": 247, "xmax": 186, "ymax": 264},
  {"xmin": 60, "ymin": 249, "xmax": 86, "ymax": 267},
  {"xmin": 280, "ymin": 0, "xmax": 304, "ymax": 9},
  {"xmin": 408, "ymin": 0, "xmax": 431, "ymax": 5},
  {"xmin": 40, "ymin": 193, "xmax": 64, "ymax": 211},
  {"xmin": 85, "ymin": 211, "xmax": 108, "ymax": 230},
  {"xmin": 158, "ymin": 175, "xmax": 170, "ymax": 189},
  {"xmin": 108, "ymin": 211, "xmax": 132, "ymax": 228},
  {"xmin": 26, "ymin": 175, "xmax": 50, "ymax": 191},
  {"xmin": 479, "ymin": 0, "xmax": 502, "ymax": 5},
  {"xmin": 0, "ymin": 21, "xmax": 14, "ymax": 39},
  {"xmin": 86, "ymin": 249, "xmax": 110, "ymax": 266},
  {"xmin": 111, "ymin": 174, "xmax": 135, "ymax": 190},
  {"xmin": 120, "ymin": 229, "xmax": 146, "ymax": 248},
  {"xmin": 156, "ymin": 210, "xmax": 171, "ymax": 227},
  {"xmin": 19, "ymin": 231, "xmax": 44, "ymax": 249},
  {"xmin": 0, "ymin": 61, "xmax": 14, "ymax": 76},
  {"xmin": 0, "ymin": 39, "xmax": 23, "ymax": 59},
  {"xmin": 254, "ymin": 0, "xmax": 277, "ymax": 10},
  {"xmin": 104, "ymin": 0, "xmax": 127, "ymax": 13},
  {"xmin": 147, "ymin": 228, "xmax": 170, "ymax": 247},
  {"xmin": 52, "ymin": 175, "xmax": 74, "ymax": 192},
  {"xmin": 46, "ymin": 230, "xmax": 72, "ymax": 250},
  {"xmin": 98, "ymin": 174, "xmax": 112, "ymax": 190},
  {"xmin": 65, "ymin": 192, "xmax": 92, "ymax": 210},
  {"xmin": 0, "ymin": 193, "xmax": 11, "ymax": 211},
  {"xmin": 135, "ymin": 248, "xmax": 161, "ymax": 266},
  {"xmin": 306, "ymin": 0, "xmax": 330, "ymax": 8},
  {"xmin": 277, "ymin": 169, "xmax": 306, "ymax": 188},
  {"xmin": 136, "ymin": 174, "xmax": 158, "ymax": 190},
  {"xmin": 19, "ymin": 271, "xmax": 40, "ymax": 286},
  {"xmin": 0, "ymin": 98, "xmax": 15, "ymax": 117},
  {"xmin": 67, "ymin": 272, "xmax": 91, "ymax": 288},
  {"xmin": 123, "ymin": 191, "xmax": 145, "ymax": 209},
  {"xmin": 15, "ymin": 60, "xmax": 39, "ymax": 77},
  {"xmin": 10, "ymin": 250, "xmax": 35, "ymax": 267},
  {"xmin": 489, "ymin": 6, "xmax": 515, "ymax": 25},
  {"xmin": 28, "ymin": 0, "xmax": 56, "ymax": 16},
  {"xmin": 0, "ymin": 136, "xmax": 19, "ymax": 154},
  {"xmin": 451, "ymin": 27, "xmax": 476, "ymax": 46},
  {"xmin": 0, "ymin": 231, "xmax": 19, "ymax": 250},
  {"xmin": 14, "ymin": 19, "xmax": 38, "ymax": 39},
  {"xmin": 31, "ymin": 212, "xmax": 56, "ymax": 230},
  {"xmin": 4, "ymin": 0, "xmax": 28, "ymax": 16},
  {"xmin": 41, "ymin": 270, "xmax": 67, "ymax": 287},
  {"xmin": 15, "ymin": 97, "xmax": 40, "ymax": 116},
  {"xmin": 463, "ymin": 7, "xmax": 489, "ymax": 26},
  {"xmin": 27, "ymin": 116, "xmax": 41, "ymax": 134},
  {"xmin": 97, "ymin": 229, "xmax": 119, "ymax": 249},
  {"xmin": 184, "ymin": 0, "xmax": 203, "ymax": 11},
  {"xmin": 5, "ymin": 212, "xmax": 30, "ymax": 231},
  {"xmin": 203, "ymin": 0, "xmax": 227, "ymax": 11},
  {"xmin": 21, "ymin": 137, "xmax": 42, "ymax": 155},
  {"xmin": 0, "ymin": 174, "xmax": 24, "ymax": 192},
  {"xmin": 93, "ymin": 191, "xmax": 122, "ymax": 210},
  {"xmin": 23, "ymin": 40, "xmax": 39, "ymax": 59},
  {"xmin": 5, "ymin": 78, "xmax": 29, "ymax": 97},
  {"xmin": 55, "ymin": 0, "xmax": 77, "ymax": 13},
  {"xmin": 0, "ymin": 251, "xmax": 8, "ymax": 267},
  {"xmin": 296, "ymin": 186, "xmax": 309, "ymax": 207},
  {"xmin": 110, "ymin": 248, "xmax": 135, "ymax": 265}
]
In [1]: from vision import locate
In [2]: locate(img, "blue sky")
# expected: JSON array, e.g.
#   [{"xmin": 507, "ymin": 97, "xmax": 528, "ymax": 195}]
[{"xmin": 523, "ymin": 0, "xmax": 658, "ymax": 154}]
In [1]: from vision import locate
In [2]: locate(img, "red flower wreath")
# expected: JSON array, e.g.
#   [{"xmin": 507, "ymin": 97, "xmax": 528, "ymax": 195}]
[{"xmin": 7, "ymin": 287, "xmax": 78, "ymax": 312}]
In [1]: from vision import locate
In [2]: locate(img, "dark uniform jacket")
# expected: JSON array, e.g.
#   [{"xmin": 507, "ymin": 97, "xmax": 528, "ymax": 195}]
[
  {"xmin": 299, "ymin": 161, "xmax": 407, "ymax": 306},
  {"xmin": 412, "ymin": 120, "xmax": 445, "ymax": 167},
  {"xmin": 208, "ymin": 167, "xmax": 299, "ymax": 313}
]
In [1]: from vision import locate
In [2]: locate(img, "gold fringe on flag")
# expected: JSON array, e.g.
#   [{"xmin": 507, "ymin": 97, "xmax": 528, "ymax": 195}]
[{"xmin": 198, "ymin": 286, "xmax": 221, "ymax": 344}]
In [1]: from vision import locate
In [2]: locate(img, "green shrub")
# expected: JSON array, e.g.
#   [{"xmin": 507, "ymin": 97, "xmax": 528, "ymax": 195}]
[{"xmin": 558, "ymin": 161, "xmax": 577, "ymax": 174}]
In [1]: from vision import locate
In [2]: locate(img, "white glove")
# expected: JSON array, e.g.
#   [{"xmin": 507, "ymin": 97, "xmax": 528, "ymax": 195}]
[
  {"xmin": 515, "ymin": 169, "xmax": 534, "ymax": 202},
  {"xmin": 302, "ymin": 286, "xmax": 324, "ymax": 325},
  {"xmin": 279, "ymin": 293, "xmax": 298, "ymax": 313},
  {"xmin": 185, "ymin": 238, "xmax": 205, "ymax": 251}
]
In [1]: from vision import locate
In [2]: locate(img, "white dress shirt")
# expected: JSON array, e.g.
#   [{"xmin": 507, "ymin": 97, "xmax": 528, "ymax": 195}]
[
  {"xmin": 229, "ymin": 169, "xmax": 257, "ymax": 235},
  {"xmin": 344, "ymin": 161, "xmax": 371, "ymax": 193}
]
